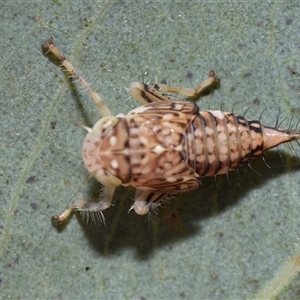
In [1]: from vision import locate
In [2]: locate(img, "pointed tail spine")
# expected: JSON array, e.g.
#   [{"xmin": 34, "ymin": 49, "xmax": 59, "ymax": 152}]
[{"xmin": 263, "ymin": 126, "xmax": 300, "ymax": 151}]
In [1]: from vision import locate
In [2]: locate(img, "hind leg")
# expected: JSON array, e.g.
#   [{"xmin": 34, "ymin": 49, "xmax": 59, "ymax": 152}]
[{"xmin": 128, "ymin": 70, "xmax": 219, "ymax": 104}]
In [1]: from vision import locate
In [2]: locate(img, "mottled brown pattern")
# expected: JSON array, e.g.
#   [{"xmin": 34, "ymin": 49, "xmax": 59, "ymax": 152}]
[
  {"xmin": 125, "ymin": 101, "xmax": 201, "ymax": 193},
  {"xmin": 188, "ymin": 111, "xmax": 264, "ymax": 177},
  {"xmin": 83, "ymin": 100, "xmax": 300, "ymax": 195}
]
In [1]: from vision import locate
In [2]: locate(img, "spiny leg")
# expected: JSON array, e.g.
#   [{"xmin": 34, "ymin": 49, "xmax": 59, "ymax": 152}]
[
  {"xmin": 130, "ymin": 190, "xmax": 170, "ymax": 215},
  {"xmin": 52, "ymin": 186, "xmax": 115, "ymax": 226},
  {"xmin": 156, "ymin": 70, "xmax": 219, "ymax": 97},
  {"xmin": 43, "ymin": 37, "xmax": 112, "ymax": 117},
  {"xmin": 128, "ymin": 70, "xmax": 219, "ymax": 104}
]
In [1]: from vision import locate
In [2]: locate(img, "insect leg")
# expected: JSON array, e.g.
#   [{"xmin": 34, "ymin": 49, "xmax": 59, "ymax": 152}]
[
  {"xmin": 130, "ymin": 190, "xmax": 170, "ymax": 215},
  {"xmin": 128, "ymin": 81, "xmax": 173, "ymax": 104},
  {"xmin": 128, "ymin": 71, "xmax": 219, "ymax": 104},
  {"xmin": 43, "ymin": 37, "xmax": 112, "ymax": 117},
  {"xmin": 153, "ymin": 70, "xmax": 219, "ymax": 97},
  {"xmin": 52, "ymin": 186, "xmax": 115, "ymax": 226}
]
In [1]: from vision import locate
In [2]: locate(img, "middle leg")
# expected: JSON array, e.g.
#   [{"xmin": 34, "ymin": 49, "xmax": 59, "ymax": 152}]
[{"xmin": 130, "ymin": 189, "xmax": 170, "ymax": 215}]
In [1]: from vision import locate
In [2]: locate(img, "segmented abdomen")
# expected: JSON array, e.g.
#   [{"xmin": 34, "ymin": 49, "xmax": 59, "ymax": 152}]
[{"xmin": 186, "ymin": 111, "xmax": 265, "ymax": 177}]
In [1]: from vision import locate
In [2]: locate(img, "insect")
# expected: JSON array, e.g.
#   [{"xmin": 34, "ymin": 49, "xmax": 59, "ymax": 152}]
[{"xmin": 43, "ymin": 37, "xmax": 300, "ymax": 226}]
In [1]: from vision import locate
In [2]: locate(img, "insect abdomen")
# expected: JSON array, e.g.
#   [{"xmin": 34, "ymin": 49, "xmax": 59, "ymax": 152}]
[{"xmin": 186, "ymin": 110, "xmax": 300, "ymax": 177}]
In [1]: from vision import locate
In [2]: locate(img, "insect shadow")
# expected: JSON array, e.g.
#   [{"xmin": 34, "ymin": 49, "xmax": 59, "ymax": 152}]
[
  {"xmin": 78, "ymin": 150, "xmax": 300, "ymax": 260},
  {"xmin": 42, "ymin": 40, "xmax": 300, "ymax": 259}
]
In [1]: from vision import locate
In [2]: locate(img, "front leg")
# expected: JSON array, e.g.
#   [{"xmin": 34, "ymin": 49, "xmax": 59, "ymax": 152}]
[{"xmin": 43, "ymin": 37, "xmax": 112, "ymax": 117}]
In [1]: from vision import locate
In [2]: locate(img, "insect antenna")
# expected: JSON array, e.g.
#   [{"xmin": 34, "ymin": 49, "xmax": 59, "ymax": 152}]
[
  {"xmin": 68, "ymin": 116, "xmax": 91, "ymax": 133},
  {"xmin": 31, "ymin": 226, "xmax": 54, "ymax": 255}
]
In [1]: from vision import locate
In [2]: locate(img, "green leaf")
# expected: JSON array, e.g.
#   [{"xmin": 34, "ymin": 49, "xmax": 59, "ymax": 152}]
[{"xmin": 1, "ymin": 2, "xmax": 300, "ymax": 299}]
